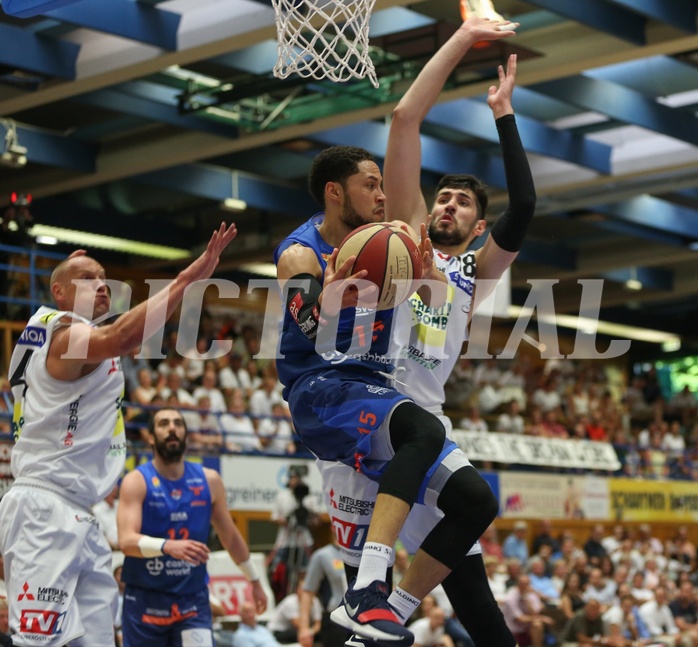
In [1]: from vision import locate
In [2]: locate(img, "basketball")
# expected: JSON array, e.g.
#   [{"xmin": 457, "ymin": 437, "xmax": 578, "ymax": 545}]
[{"xmin": 335, "ymin": 222, "xmax": 423, "ymax": 310}]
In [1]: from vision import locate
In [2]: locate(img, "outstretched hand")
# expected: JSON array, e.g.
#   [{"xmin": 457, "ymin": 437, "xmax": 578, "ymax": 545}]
[
  {"xmin": 418, "ymin": 223, "xmax": 448, "ymax": 307},
  {"xmin": 179, "ymin": 222, "xmax": 237, "ymax": 284},
  {"xmin": 460, "ymin": 14, "xmax": 519, "ymax": 43},
  {"xmin": 487, "ymin": 54, "xmax": 517, "ymax": 118}
]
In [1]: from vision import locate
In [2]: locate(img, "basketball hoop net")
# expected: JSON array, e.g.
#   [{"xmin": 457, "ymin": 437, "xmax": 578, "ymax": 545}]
[{"xmin": 271, "ymin": 0, "xmax": 379, "ymax": 88}]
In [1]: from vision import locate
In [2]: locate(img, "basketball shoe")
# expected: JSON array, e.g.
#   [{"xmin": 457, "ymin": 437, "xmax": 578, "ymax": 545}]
[{"xmin": 330, "ymin": 579, "xmax": 413, "ymax": 645}]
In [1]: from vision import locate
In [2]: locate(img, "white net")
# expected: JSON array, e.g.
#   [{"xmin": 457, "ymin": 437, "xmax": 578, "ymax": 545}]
[{"xmin": 272, "ymin": 0, "xmax": 379, "ymax": 88}]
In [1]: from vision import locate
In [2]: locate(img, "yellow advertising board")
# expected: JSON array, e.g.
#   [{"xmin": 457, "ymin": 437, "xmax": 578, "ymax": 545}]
[{"xmin": 609, "ymin": 479, "xmax": 698, "ymax": 522}]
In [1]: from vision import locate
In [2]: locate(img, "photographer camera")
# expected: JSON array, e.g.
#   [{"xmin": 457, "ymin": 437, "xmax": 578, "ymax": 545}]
[{"xmin": 270, "ymin": 465, "xmax": 319, "ymax": 602}]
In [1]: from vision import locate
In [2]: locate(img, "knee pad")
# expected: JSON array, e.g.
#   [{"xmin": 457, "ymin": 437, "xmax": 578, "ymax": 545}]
[
  {"xmin": 437, "ymin": 465, "xmax": 499, "ymax": 526},
  {"xmin": 378, "ymin": 402, "xmax": 446, "ymax": 505}
]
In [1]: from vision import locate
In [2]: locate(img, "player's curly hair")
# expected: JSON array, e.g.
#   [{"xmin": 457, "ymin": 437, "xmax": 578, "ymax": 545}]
[
  {"xmin": 309, "ymin": 145, "xmax": 376, "ymax": 208},
  {"xmin": 435, "ymin": 174, "xmax": 488, "ymax": 218}
]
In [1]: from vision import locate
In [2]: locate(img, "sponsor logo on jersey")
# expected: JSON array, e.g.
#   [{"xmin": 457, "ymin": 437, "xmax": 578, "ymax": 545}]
[
  {"xmin": 170, "ymin": 489, "xmax": 182, "ymax": 501},
  {"xmin": 37, "ymin": 587, "xmax": 68, "ymax": 605},
  {"xmin": 365, "ymin": 384, "xmax": 390, "ymax": 395},
  {"xmin": 17, "ymin": 582, "xmax": 34, "ymax": 601},
  {"xmin": 449, "ymin": 271, "xmax": 474, "ymax": 295},
  {"xmin": 335, "ymin": 494, "xmax": 374, "ymax": 516},
  {"xmin": 108, "ymin": 443, "xmax": 126, "ymax": 457},
  {"xmin": 188, "ymin": 485, "xmax": 205, "ymax": 496},
  {"xmin": 20, "ymin": 609, "xmax": 66, "ymax": 635},
  {"xmin": 328, "ymin": 489, "xmax": 338, "ymax": 509},
  {"xmin": 146, "ymin": 558, "xmax": 164, "ymax": 577},
  {"xmin": 152, "ymin": 476, "xmax": 161, "ymax": 487},
  {"xmin": 170, "ymin": 511, "xmax": 188, "ymax": 521},
  {"xmin": 18, "ymin": 326, "xmax": 46, "ymax": 348},
  {"xmin": 330, "ymin": 517, "xmax": 369, "ymax": 551},
  {"xmin": 75, "ymin": 515, "xmax": 99, "ymax": 527}
]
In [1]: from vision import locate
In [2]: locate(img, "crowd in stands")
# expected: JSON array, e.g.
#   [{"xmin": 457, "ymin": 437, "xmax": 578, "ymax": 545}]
[
  {"xmin": 473, "ymin": 520, "xmax": 698, "ymax": 647},
  {"xmin": 2, "ymin": 307, "xmax": 698, "ymax": 477}
]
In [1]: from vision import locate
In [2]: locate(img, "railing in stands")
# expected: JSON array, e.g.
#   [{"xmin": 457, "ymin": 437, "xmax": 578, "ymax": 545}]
[{"xmin": 0, "ymin": 241, "xmax": 65, "ymax": 311}]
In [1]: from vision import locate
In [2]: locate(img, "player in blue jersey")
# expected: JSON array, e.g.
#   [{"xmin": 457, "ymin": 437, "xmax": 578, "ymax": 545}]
[
  {"xmin": 272, "ymin": 19, "xmax": 518, "ymax": 647},
  {"xmin": 279, "ymin": 16, "xmax": 532, "ymax": 647},
  {"xmin": 117, "ymin": 408, "xmax": 267, "ymax": 646}
]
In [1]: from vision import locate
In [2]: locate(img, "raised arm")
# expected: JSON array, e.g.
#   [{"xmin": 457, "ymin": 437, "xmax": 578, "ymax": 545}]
[
  {"xmin": 384, "ymin": 16, "xmax": 517, "ymax": 230},
  {"xmin": 475, "ymin": 54, "xmax": 536, "ymax": 282},
  {"xmin": 48, "ymin": 223, "xmax": 237, "ymax": 381}
]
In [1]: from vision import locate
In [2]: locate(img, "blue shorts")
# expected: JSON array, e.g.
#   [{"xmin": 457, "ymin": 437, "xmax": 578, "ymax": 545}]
[
  {"xmin": 287, "ymin": 368, "xmax": 410, "ymax": 479},
  {"xmin": 122, "ymin": 586, "xmax": 212, "ymax": 647}
]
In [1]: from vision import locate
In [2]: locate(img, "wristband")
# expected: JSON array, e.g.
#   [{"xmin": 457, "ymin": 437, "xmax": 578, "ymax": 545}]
[
  {"xmin": 238, "ymin": 558, "xmax": 260, "ymax": 582},
  {"xmin": 138, "ymin": 535, "xmax": 167, "ymax": 558}
]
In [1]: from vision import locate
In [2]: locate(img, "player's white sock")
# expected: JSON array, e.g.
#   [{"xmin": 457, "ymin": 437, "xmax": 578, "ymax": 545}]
[
  {"xmin": 354, "ymin": 542, "xmax": 393, "ymax": 589},
  {"xmin": 388, "ymin": 586, "xmax": 420, "ymax": 623}
]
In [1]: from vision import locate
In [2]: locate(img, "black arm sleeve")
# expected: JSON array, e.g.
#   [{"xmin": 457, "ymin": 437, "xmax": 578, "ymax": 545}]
[
  {"xmin": 285, "ymin": 273, "xmax": 325, "ymax": 340},
  {"xmin": 489, "ymin": 113, "xmax": 537, "ymax": 253}
]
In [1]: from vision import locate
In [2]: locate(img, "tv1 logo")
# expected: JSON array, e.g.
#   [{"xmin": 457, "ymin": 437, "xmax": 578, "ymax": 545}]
[
  {"xmin": 208, "ymin": 576, "xmax": 251, "ymax": 615},
  {"xmin": 20, "ymin": 609, "xmax": 66, "ymax": 635},
  {"xmin": 330, "ymin": 517, "xmax": 369, "ymax": 551}
]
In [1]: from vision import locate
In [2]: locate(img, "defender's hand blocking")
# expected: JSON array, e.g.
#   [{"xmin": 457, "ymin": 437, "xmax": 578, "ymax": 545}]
[
  {"xmin": 487, "ymin": 54, "xmax": 517, "ymax": 118},
  {"xmin": 459, "ymin": 14, "xmax": 519, "ymax": 41},
  {"xmin": 179, "ymin": 222, "xmax": 238, "ymax": 284}
]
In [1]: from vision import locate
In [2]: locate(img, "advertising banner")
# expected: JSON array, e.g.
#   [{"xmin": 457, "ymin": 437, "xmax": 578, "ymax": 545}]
[
  {"xmin": 500, "ymin": 472, "xmax": 609, "ymax": 519},
  {"xmin": 452, "ymin": 431, "xmax": 621, "ymax": 471}
]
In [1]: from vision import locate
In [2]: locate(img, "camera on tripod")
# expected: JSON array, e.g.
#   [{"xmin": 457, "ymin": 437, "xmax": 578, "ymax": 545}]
[{"xmin": 287, "ymin": 464, "xmax": 311, "ymax": 529}]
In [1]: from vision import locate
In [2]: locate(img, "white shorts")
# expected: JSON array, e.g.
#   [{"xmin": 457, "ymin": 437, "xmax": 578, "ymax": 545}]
[
  {"xmin": 0, "ymin": 484, "xmax": 119, "ymax": 647},
  {"xmin": 319, "ymin": 414, "xmax": 481, "ymax": 566}
]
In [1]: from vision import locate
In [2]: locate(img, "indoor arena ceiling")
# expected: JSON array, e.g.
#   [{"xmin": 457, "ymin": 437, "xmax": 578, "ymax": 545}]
[{"xmin": 2, "ymin": 0, "xmax": 698, "ymax": 344}]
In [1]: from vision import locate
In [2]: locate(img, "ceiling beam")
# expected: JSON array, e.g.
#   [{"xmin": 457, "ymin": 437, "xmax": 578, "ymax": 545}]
[
  {"xmin": 600, "ymin": 266, "xmax": 673, "ymax": 291},
  {"xmin": 603, "ymin": 0, "xmax": 698, "ymax": 33},
  {"xmin": 523, "ymin": 0, "xmax": 647, "ymax": 45},
  {"xmin": 593, "ymin": 196, "xmax": 698, "ymax": 240},
  {"xmin": 132, "ymin": 164, "xmax": 316, "ymax": 217},
  {"xmin": 309, "ymin": 122, "xmax": 506, "ymax": 187},
  {"xmin": 2, "ymin": 0, "xmax": 81, "ymax": 18},
  {"xmin": 427, "ymin": 99, "xmax": 612, "ymax": 174},
  {"xmin": 0, "ymin": 23, "xmax": 79, "ymax": 79},
  {"xmin": 529, "ymin": 75, "xmax": 698, "ymax": 146},
  {"xmin": 77, "ymin": 82, "xmax": 240, "ymax": 138},
  {"xmin": 16, "ymin": 125, "xmax": 97, "ymax": 172},
  {"xmin": 43, "ymin": 0, "xmax": 182, "ymax": 50}
]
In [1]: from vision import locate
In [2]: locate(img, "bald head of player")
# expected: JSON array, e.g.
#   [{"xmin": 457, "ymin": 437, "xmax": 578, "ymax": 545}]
[{"xmin": 50, "ymin": 250, "xmax": 111, "ymax": 320}]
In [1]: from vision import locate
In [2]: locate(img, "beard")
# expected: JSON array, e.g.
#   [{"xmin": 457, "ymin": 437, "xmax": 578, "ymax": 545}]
[
  {"xmin": 154, "ymin": 434, "xmax": 186, "ymax": 463},
  {"xmin": 428, "ymin": 219, "xmax": 474, "ymax": 248},
  {"xmin": 340, "ymin": 195, "xmax": 373, "ymax": 229}
]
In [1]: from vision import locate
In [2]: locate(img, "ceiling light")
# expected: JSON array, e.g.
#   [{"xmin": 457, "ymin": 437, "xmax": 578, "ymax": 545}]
[
  {"xmin": 624, "ymin": 278, "xmax": 643, "ymax": 291},
  {"xmin": 508, "ymin": 305, "xmax": 680, "ymax": 345},
  {"xmin": 28, "ymin": 225, "xmax": 191, "ymax": 260},
  {"xmin": 35, "ymin": 235, "xmax": 58, "ymax": 245},
  {"xmin": 239, "ymin": 262, "xmax": 277, "ymax": 277},
  {"xmin": 220, "ymin": 198, "xmax": 247, "ymax": 213}
]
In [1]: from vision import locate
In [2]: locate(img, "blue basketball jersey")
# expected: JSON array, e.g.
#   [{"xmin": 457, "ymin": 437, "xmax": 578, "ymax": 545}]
[
  {"xmin": 273, "ymin": 215, "xmax": 398, "ymax": 394},
  {"xmin": 122, "ymin": 461, "xmax": 211, "ymax": 594}
]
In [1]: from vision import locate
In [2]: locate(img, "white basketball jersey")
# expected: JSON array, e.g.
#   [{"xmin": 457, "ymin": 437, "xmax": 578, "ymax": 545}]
[
  {"xmin": 393, "ymin": 250, "xmax": 476, "ymax": 414},
  {"xmin": 9, "ymin": 306, "xmax": 126, "ymax": 507}
]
